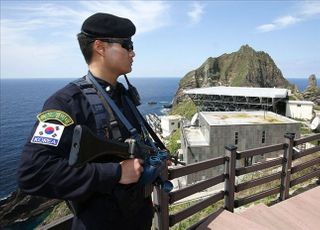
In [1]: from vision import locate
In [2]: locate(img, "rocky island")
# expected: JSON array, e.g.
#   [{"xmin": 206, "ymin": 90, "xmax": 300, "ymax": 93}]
[{"xmin": 171, "ymin": 45, "xmax": 318, "ymax": 118}]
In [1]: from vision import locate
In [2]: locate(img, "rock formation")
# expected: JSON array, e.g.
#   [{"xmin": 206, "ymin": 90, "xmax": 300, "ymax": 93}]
[
  {"xmin": 173, "ymin": 45, "xmax": 290, "ymax": 106},
  {"xmin": 302, "ymin": 74, "xmax": 320, "ymax": 105},
  {"xmin": 0, "ymin": 190, "xmax": 60, "ymax": 227}
]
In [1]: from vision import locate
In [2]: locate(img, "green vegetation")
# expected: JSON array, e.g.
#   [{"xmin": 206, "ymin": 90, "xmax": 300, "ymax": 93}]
[
  {"xmin": 179, "ymin": 72, "xmax": 194, "ymax": 87},
  {"xmin": 314, "ymin": 105, "xmax": 320, "ymax": 110},
  {"xmin": 37, "ymin": 202, "xmax": 71, "ymax": 229},
  {"xmin": 300, "ymin": 122, "xmax": 312, "ymax": 135},
  {"xmin": 166, "ymin": 129, "xmax": 181, "ymax": 154},
  {"xmin": 289, "ymin": 94, "xmax": 303, "ymax": 100},
  {"xmin": 231, "ymin": 68, "xmax": 247, "ymax": 86},
  {"xmin": 171, "ymin": 100, "xmax": 197, "ymax": 120},
  {"xmin": 264, "ymin": 116, "xmax": 282, "ymax": 123}
]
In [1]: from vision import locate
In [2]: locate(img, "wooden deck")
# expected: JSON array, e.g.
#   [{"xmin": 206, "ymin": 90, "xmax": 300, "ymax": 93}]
[{"xmin": 197, "ymin": 186, "xmax": 320, "ymax": 230}]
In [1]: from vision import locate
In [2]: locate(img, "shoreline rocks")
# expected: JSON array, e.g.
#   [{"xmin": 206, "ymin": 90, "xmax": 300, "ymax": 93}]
[{"xmin": 0, "ymin": 190, "xmax": 61, "ymax": 227}]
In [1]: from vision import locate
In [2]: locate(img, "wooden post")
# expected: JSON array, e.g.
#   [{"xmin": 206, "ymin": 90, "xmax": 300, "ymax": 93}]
[
  {"xmin": 224, "ymin": 145, "xmax": 237, "ymax": 212},
  {"xmin": 280, "ymin": 133, "xmax": 295, "ymax": 201},
  {"xmin": 153, "ymin": 165, "xmax": 169, "ymax": 230}
]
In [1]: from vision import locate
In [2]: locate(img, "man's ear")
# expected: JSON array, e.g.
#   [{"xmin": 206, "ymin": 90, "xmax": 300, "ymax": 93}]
[{"xmin": 92, "ymin": 40, "xmax": 105, "ymax": 56}]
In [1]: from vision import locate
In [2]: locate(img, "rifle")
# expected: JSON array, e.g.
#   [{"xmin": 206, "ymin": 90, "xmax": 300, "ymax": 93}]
[{"xmin": 68, "ymin": 125, "xmax": 173, "ymax": 192}]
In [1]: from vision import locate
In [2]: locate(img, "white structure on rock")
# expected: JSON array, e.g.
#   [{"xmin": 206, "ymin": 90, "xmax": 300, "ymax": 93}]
[
  {"xmin": 286, "ymin": 100, "xmax": 314, "ymax": 120},
  {"xmin": 161, "ymin": 115, "xmax": 182, "ymax": 138}
]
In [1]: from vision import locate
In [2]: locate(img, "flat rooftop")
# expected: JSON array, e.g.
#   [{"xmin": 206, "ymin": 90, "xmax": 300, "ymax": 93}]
[
  {"xmin": 160, "ymin": 115, "xmax": 182, "ymax": 120},
  {"xmin": 200, "ymin": 111, "xmax": 299, "ymax": 125},
  {"xmin": 183, "ymin": 127, "xmax": 209, "ymax": 146},
  {"xmin": 184, "ymin": 86, "xmax": 288, "ymax": 98},
  {"xmin": 287, "ymin": 100, "xmax": 314, "ymax": 105}
]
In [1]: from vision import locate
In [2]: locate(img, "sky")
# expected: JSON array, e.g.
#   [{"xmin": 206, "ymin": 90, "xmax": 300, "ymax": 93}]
[{"xmin": 1, "ymin": 0, "xmax": 319, "ymax": 79}]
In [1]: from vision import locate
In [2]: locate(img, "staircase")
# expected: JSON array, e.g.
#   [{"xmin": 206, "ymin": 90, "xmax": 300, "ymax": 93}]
[{"xmin": 197, "ymin": 186, "xmax": 320, "ymax": 230}]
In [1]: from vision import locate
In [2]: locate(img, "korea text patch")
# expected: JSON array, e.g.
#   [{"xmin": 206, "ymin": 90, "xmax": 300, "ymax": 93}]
[{"xmin": 31, "ymin": 122, "xmax": 65, "ymax": 147}]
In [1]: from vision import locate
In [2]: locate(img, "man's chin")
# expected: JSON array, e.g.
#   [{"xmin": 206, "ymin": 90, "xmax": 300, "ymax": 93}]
[{"xmin": 124, "ymin": 68, "xmax": 132, "ymax": 74}]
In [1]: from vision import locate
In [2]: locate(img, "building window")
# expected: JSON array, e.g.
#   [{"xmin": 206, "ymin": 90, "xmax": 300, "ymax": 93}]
[
  {"xmin": 297, "ymin": 104, "xmax": 301, "ymax": 107},
  {"xmin": 262, "ymin": 130, "xmax": 266, "ymax": 144},
  {"xmin": 235, "ymin": 132, "xmax": 238, "ymax": 145}
]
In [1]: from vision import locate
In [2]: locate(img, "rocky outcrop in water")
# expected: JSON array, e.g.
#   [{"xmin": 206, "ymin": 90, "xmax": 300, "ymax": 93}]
[{"xmin": 302, "ymin": 74, "xmax": 320, "ymax": 105}]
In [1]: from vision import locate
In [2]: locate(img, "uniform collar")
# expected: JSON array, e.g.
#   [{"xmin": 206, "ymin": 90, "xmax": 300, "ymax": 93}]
[{"xmin": 88, "ymin": 71, "xmax": 119, "ymax": 94}]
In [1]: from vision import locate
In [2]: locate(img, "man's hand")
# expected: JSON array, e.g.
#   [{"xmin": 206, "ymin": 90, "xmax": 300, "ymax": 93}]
[{"xmin": 119, "ymin": 158, "xmax": 144, "ymax": 184}]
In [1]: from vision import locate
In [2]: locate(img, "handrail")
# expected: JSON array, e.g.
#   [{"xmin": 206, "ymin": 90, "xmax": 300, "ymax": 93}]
[
  {"xmin": 235, "ymin": 157, "xmax": 283, "ymax": 176},
  {"xmin": 294, "ymin": 133, "xmax": 320, "ymax": 145},
  {"xmin": 290, "ymin": 169, "xmax": 320, "ymax": 187},
  {"xmin": 169, "ymin": 174, "xmax": 225, "ymax": 204},
  {"xmin": 163, "ymin": 132, "xmax": 319, "ymax": 228},
  {"xmin": 169, "ymin": 191, "xmax": 225, "ymax": 227},
  {"xmin": 292, "ymin": 145, "xmax": 320, "ymax": 160},
  {"xmin": 235, "ymin": 187, "xmax": 281, "ymax": 208},
  {"xmin": 291, "ymin": 158, "xmax": 320, "ymax": 174},
  {"xmin": 236, "ymin": 143, "xmax": 286, "ymax": 159},
  {"xmin": 235, "ymin": 172, "xmax": 282, "ymax": 192},
  {"xmin": 168, "ymin": 156, "xmax": 226, "ymax": 179}
]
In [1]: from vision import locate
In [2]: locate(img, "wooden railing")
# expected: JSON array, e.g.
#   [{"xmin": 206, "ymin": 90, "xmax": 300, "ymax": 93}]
[
  {"xmin": 43, "ymin": 133, "xmax": 320, "ymax": 230},
  {"xmin": 153, "ymin": 133, "xmax": 320, "ymax": 230}
]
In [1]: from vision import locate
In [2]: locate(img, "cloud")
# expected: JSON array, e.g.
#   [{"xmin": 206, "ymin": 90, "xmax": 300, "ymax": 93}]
[
  {"xmin": 257, "ymin": 23, "xmax": 276, "ymax": 33},
  {"xmin": 299, "ymin": 1, "xmax": 320, "ymax": 17},
  {"xmin": 188, "ymin": 2, "xmax": 204, "ymax": 25},
  {"xmin": 257, "ymin": 15, "xmax": 301, "ymax": 32},
  {"xmin": 79, "ymin": 1, "xmax": 171, "ymax": 34},
  {"xmin": 256, "ymin": 1, "xmax": 320, "ymax": 32},
  {"xmin": 0, "ymin": 1, "xmax": 171, "ymax": 78},
  {"xmin": 275, "ymin": 15, "xmax": 301, "ymax": 27}
]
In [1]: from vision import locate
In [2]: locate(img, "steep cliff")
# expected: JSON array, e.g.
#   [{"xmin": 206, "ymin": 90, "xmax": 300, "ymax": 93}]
[{"xmin": 173, "ymin": 45, "xmax": 290, "ymax": 106}]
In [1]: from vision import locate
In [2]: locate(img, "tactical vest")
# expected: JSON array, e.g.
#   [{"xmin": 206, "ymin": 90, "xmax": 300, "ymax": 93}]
[
  {"xmin": 72, "ymin": 77, "xmax": 122, "ymax": 141},
  {"xmin": 72, "ymin": 75, "xmax": 166, "ymax": 150}
]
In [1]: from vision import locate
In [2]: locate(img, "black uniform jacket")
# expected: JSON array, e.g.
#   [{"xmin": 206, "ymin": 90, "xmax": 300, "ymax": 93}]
[{"xmin": 17, "ymin": 76, "xmax": 154, "ymax": 230}]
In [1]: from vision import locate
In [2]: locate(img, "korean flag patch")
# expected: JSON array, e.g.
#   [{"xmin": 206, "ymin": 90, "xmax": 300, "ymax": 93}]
[{"xmin": 31, "ymin": 122, "xmax": 65, "ymax": 147}]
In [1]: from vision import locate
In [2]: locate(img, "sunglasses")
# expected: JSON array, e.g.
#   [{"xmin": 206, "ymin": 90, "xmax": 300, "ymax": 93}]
[{"xmin": 98, "ymin": 38, "xmax": 134, "ymax": 51}]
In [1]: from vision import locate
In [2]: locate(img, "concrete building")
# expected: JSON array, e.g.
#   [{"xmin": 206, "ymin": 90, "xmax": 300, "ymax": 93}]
[
  {"xmin": 286, "ymin": 100, "xmax": 314, "ymax": 120},
  {"xmin": 161, "ymin": 115, "xmax": 182, "ymax": 138},
  {"xmin": 180, "ymin": 111, "xmax": 300, "ymax": 184},
  {"xmin": 184, "ymin": 86, "xmax": 288, "ymax": 115}
]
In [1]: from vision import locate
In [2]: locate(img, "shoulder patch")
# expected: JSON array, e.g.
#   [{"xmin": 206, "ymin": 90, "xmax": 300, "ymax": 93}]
[
  {"xmin": 31, "ymin": 122, "xmax": 65, "ymax": 147},
  {"xmin": 37, "ymin": 110, "xmax": 74, "ymax": 127}
]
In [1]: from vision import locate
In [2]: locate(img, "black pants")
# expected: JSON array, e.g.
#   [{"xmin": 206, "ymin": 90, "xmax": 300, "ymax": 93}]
[{"xmin": 72, "ymin": 196, "xmax": 154, "ymax": 230}]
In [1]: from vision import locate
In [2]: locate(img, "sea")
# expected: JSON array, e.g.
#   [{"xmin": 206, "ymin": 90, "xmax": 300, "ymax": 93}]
[{"xmin": 0, "ymin": 77, "xmax": 313, "ymax": 228}]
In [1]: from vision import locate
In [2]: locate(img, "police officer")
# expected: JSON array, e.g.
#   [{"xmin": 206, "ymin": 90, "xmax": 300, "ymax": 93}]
[{"xmin": 18, "ymin": 13, "xmax": 154, "ymax": 229}]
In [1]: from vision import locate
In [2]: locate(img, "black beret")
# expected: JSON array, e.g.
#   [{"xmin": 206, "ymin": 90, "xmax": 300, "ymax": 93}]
[{"xmin": 81, "ymin": 13, "xmax": 136, "ymax": 38}]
